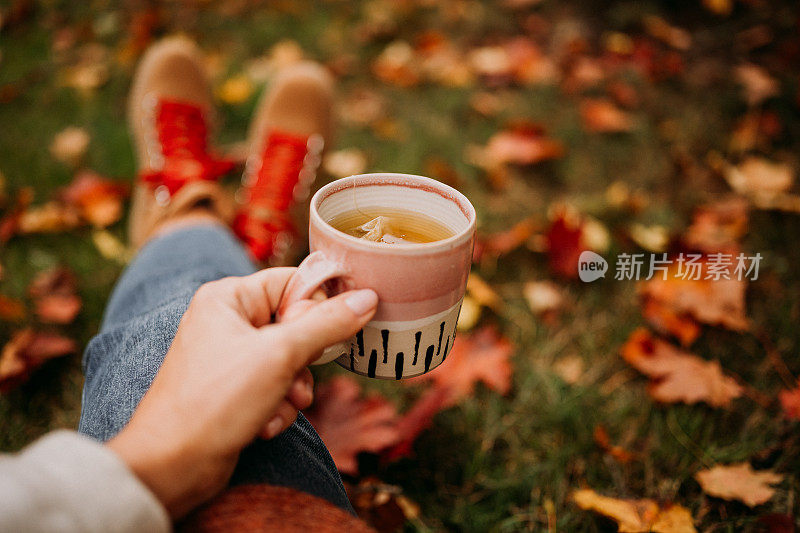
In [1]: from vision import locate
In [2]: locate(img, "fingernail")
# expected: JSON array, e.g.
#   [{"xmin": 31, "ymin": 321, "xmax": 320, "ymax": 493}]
[
  {"xmin": 344, "ymin": 289, "xmax": 378, "ymax": 316},
  {"xmin": 266, "ymin": 416, "xmax": 283, "ymax": 438}
]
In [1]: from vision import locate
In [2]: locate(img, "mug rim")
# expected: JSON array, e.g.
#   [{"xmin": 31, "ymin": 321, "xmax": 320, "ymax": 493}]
[{"xmin": 310, "ymin": 173, "xmax": 477, "ymax": 256}]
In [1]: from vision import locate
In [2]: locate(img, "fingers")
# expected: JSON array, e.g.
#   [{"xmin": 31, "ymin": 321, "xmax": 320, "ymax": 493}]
[
  {"xmin": 229, "ymin": 268, "xmax": 297, "ymax": 327},
  {"xmin": 269, "ymin": 289, "xmax": 378, "ymax": 371},
  {"xmin": 286, "ymin": 368, "xmax": 314, "ymax": 410},
  {"xmin": 259, "ymin": 401, "xmax": 299, "ymax": 439}
]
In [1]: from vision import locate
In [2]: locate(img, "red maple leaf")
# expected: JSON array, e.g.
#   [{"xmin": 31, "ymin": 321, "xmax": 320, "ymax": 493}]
[
  {"xmin": 779, "ymin": 381, "xmax": 800, "ymax": 420},
  {"xmin": 408, "ymin": 325, "xmax": 514, "ymax": 407},
  {"xmin": 305, "ymin": 376, "xmax": 401, "ymax": 476},
  {"xmin": 546, "ymin": 209, "xmax": 584, "ymax": 279}
]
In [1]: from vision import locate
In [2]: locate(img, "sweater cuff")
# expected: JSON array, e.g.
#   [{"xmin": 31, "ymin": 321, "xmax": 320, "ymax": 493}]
[{"xmin": 2, "ymin": 430, "xmax": 170, "ymax": 533}]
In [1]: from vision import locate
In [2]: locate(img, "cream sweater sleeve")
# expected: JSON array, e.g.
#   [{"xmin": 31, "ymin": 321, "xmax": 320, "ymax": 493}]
[{"xmin": 0, "ymin": 430, "xmax": 170, "ymax": 533}]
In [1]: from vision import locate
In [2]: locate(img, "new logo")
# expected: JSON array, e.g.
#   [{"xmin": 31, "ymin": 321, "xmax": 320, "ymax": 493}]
[{"xmin": 578, "ymin": 251, "xmax": 608, "ymax": 282}]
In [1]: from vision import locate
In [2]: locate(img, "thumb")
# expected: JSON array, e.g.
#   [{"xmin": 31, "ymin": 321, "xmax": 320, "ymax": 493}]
[{"xmin": 271, "ymin": 289, "xmax": 378, "ymax": 369}]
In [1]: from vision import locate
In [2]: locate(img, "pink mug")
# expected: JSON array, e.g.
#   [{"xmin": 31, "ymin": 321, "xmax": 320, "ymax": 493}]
[{"xmin": 277, "ymin": 173, "xmax": 476, "ymax": 379}]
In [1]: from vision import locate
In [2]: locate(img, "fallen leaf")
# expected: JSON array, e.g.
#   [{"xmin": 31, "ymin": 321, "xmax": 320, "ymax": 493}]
[
  {"xmin": 216, "ymin": 74, "xmax": 254, "ymax": 105},
  {"xmin": 92, "ymin": 229, "xmax": 131, "ymax": 264},
  {"xmin": 305, "ymin": 376, "xmax": 400, "ymax": 475},
  {"xmin": 478, "ymin": 218, "xmax": 537, "ymax": 260},
  {"xmin": 725, "ymin": 157, "xmax": 793, "ymax": 199},
  {"xmin": 523, "ymin": 280, "xmax": 564, "ymax": 315},
  {"xmin": 639, "ymin": 262, "xmax": 749, "ymax": 332},
  {"xmin": 572, "ymin": 488, "xmax": 696, "ymax": 533},
  {"xmin": 629, "ymin": 223, "xmax": 669, "ymax": 252},
  {"xmin": 409, "ymin": 325, "xmax": 514, "ymax": 407},
  {"xmin": 50, "ymin": 127, "xmax": 90, "ymax": 167},
  {"xmin": 594, "ymin": 425, "xmax": 636, "ymax": 463},
  {"xmin": 778, "ymin": 381, "xmax": 800, "ymax": 420},
  {"xmin": 457, "ymin": 295, "xmax": 481, "ymax": 332},
  {"xmin": 349, "ymin": 478, "xmax": 420, "ymax": 532},
  {"xmin": 641, "ymin": 299, "xmax": 701, "ymax": 346},
  {"xmin": 338, "ymin": 88, "xmax": 387, "ymax": 126},
  {"xmin": 60, "ymin": 170, "xmax": 128, "ymax": 227},
  {"xmin": 467, "ymin": 273, "xmax": 502, "ymax": 311},
  {"xmin": 621, "ymin": 328, "xmax": 743, "ymax": 407},
  {"xmin": 683, "ymin": 197, "xmax": 748, "ymax": 254},
  {"xmin": 477, "ymin": 122, "xmax": 564, "ymax": 168},
  {"xmin": 372, "ymin": 41, "xmax": 421, "ymax": 87},
  {"xmin": 735, "ymin": 64, "xmax": 780, "ymax": 106},
  {"xmin": 323, "ymin": 149, "xmax": 368, "ymax": 178},
  {"xmin": 581, "ymin": 98, "xmax": 634, "ymax": 133},
  {"xmin": 0, "ymin": 329, "xmax": 77, "ymax": 393},
  {"xmin": 18, "ymin": 202, "xmax": 81, "ymax": 234},
  {"xmin": 0, "ymin": 295, "xmax": 26, "ymax": 322},
  {"xmin": 0, "ymin": 187, "xmax": 33, "ymax": 243},
  {"xmin": 384, "ymin": 386, "xmax": 450, "ymax": 461},
  {"xmin": 552, "ymin": 355, "xmax": 585, "ymax": 384},
  {"xmin": 695, "ymin": 463, "xmax": 783, "ymax": 507},
  {"xmin": 546, "ymin": 208, "xmax": 584, "ymax": 279},
  {"xmin": 29, "ymin": 267, "xmax": 81, "ymax": 325}
]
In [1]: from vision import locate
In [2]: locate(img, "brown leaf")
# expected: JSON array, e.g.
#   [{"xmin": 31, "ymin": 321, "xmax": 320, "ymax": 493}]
[
  {"xmin": 50, "ymin": 127, "xmax": 90, "ymax": 167},
  {"xmin": 580, "ymin": 98, "xmax": 634, "ymax": 133},
  {"xmin": 683, "ymin": 197, "xmax": 748, "ymax": 254},
  {"xmin": 29, "ymin": 267, "xmax": 81, "ymax": 324},
  {"xmin": 479, "ymin": 122, "xmax": 564, "ymax": 167},
  {"xmin": 60, "ymin": 170, "xmax": 128, "ymax": 228},
  {"xmin": 408, "ymin": 325, "xmax": 514, "ymax": 407},
  {"xmin": 572, "ymin": 488, "xmax": 696, "ymax": 533},
  {"xmin": 349, "ymin": 478, "xmax": 419, "ymax": 532},
  {"xmin": 725, "ymin": 157, "xmax": 793, "ymax": 199},
  {"xmin": 735, "ymin": 64, "xmax": 780, "ymax": 106},
  {"xmin": 0, "ymin": 329, "xmax": 76, "ymax": 392},
  {"xmin": 0, "ymin": 295, "xmax": 26, "ymax": 322},
  {"xmin": 639, "ymin": 261, "xmax": 749, "ymax": 332},
  {"xmin": 621, "ymin": 328, "xmax": 743, "ymax": 407},
  {"xmin": 695, "ymin": 463, "xmax": 783, "ymax": 507},
  {"xmin": 305, "ymin": 377, "xmax": 400, "ymax": 476}
]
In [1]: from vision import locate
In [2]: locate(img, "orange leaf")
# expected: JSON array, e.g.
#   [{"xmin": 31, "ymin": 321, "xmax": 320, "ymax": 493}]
[
  {"xmin": 572, "ymin": 488, "xmax": 696, "ymax": 533},
  {"xmin": 621, "ymin": 328, "xmax": 743, "ymax": 407},
  {"xmin": 695, "ymin": 463, "xmax": 783, "ymax": 508},
  {"xmin": 0, "ymin": 329, "xmax": 76, "ymax": 393},
  {"xmin": 0, "ymin": 295, "xmax": 26, "ymax": 322},
  {"xmin": 408, "ymin": 325, "xmax": 514, "ymax": 407},
  {"xmin": 778, "ymin": 381, "xmax": 800, "ymax": 420},
  {"xmin": 29, "ymin": 267, "xmax": 82, "ymax": 325},
  {"xmin": 683, "ymin": 197, "xmax": 748, "ymax": 254},
  {"xmin": 580, "ymin": 98, "xmax": 634, "ymax": 133},
  {"xmin": 480, "ymin": 122, "xmax": 564, "ymax": 167},
  {"xmin": 639, "ymin": 262, "xmax": 749, "ymax": 333},
  {"xmin": 305, "ymin": 377, "xmax": 400, "ymax": 476},
  {"xmin": 60, "ymin": 170, "xmax": 128, "ymax": 228}
]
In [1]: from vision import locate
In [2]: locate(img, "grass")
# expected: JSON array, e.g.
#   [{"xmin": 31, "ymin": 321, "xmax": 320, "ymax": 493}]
[{"xmin": 1, "ymin": 0, "xmax": 799, "ymax": 530}]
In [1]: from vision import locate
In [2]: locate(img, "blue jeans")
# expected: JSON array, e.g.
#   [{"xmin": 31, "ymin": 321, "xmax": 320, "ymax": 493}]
[{"xmin": 78, "ymin": 224, "xmax": 353, "ymax": 512}]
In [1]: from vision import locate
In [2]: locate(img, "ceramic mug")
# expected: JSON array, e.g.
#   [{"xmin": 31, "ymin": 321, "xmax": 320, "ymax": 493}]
[{"xmin": 277, "ymin": 173, "xmax": 476, "ymax": 379}]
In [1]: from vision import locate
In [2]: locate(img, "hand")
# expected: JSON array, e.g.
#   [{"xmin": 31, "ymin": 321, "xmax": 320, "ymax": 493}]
[{"xmin": 106, "ymin": 268, "xmax": 378, "ymax": 518}]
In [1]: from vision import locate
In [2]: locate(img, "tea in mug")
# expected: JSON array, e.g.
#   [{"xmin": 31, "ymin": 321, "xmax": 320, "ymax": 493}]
[{"xmin": 328, "ymin": 208, "xmax": 453, "ymax": 244}]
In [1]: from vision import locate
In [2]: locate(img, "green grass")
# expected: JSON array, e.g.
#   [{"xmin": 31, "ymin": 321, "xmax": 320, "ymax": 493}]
[{"xmin": 1, "ymin": 0, "xmax": 799, "ymax": 530}]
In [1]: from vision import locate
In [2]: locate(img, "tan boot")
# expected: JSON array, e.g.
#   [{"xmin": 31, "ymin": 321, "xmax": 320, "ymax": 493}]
[
  {"xmin": 233, "ymin": 61, "xmax": 334, "ymax": 265},
  {"xmin": 128, "ymin": 36, "xmax": 235, "ymax": 249}
]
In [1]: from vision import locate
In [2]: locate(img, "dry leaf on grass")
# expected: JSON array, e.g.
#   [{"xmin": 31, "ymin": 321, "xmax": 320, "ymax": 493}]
[
  {"xmin": 408, "ymin": 325, "xmax": 514, "ymax": 407},
  {"xmin": 683, "ymin": 197, "xmax": 748, "ymax": 254},
  {"xmin": 372, "ymin": 41, "xmax": 421, "ymax": 88},
  {"xmin": 61, "ymin": 170, "xmax": 129, "ymax": 228},
  {"xmin": 572, "ymin": 488, "xmax": 696, "ymax": 533},
  {"xmin": 580, "ymin": 98, "xmax": 634, "ymax": 133},
  {"xmin": 476, "ymin": 218, "xmax": 537, "ymax": 261},
  {"xmin": 470, "ymin": 121, "xmax": 564, "ymax": 169},
  {"xmin": 546, "ymin": 208, "xmax": 585, "ymax": 279},
  {"xmin": 0, "ymin": 187, "xmax": 33, "ymax": 243},
  {"xmin": 735, "ymin": 64, "xmax": 780, "ymax": 106},
  {"xmin": 29, "ymin": 267, "xmax": 81, "ymax": 325},
  {"xmin": 639, "ymin": 263, "xmax": 749, "ymax": 333},
  {"xmin": 523, "ymin": 280, "xmax": 564, "ymax": 315},
  {"xmin": 50, "ymin": 126, "xmax": 90, "ymax": 167},
  {"xmin": 305, "ymin": 376, "xmax": 400, "ymax": 475},
  {"xmin": 621, "ymin": 328, "xmax": 743, "ymax": 407},
  {"xmin": 695, "ymin": 463, "xmax": 783, "ymax": 507},
  {"xmin": 0, "ymin": 295, "xmax": 26, "ymax": 322},
  {"xmin": 18, "ymin": 202, "xmax": 81, "ymax": 234},
  {"xmin": 348, "ymin": 478, "xmax": 420, "ymax": 532},
  {"xmin": 0, "ymin": 329, "xmax": 77, "ymax": 392},
  {"xmin": 725, "ymin": 157, "xmax": 793, "ymax": 200}
]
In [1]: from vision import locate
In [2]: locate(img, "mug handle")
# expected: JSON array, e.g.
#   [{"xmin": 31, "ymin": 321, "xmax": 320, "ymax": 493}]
[{"xmin": 276, "ymin": 251, "xmax": 351, "ymax": 365}]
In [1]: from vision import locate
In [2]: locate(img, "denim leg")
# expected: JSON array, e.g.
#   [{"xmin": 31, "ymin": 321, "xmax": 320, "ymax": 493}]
[{"xmin": 78, "ymin": 224, "xmax": 353, "ymax": 512}]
